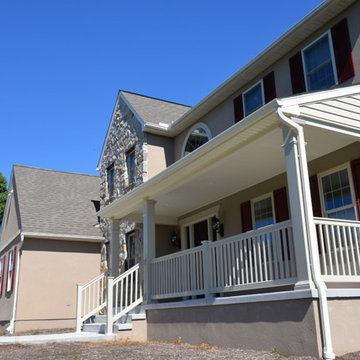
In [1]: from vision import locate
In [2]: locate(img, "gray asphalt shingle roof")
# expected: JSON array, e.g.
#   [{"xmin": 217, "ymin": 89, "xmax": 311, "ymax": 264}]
[
  {"xmin": 13, "ymin": 165, "xmax": 102, "ymax": 238},
  {"xmin": 120, "ymin": 90, "xmax": 191, "ymax": 125}
]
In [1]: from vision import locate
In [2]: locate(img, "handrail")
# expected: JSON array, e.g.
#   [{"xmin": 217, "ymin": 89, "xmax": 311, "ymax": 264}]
[
  {"xmin": 106, "ymin": 263, "xmax": 143, "ymax": 334},
  {"xmin": 76, "ymin": 272, "xmax": 107, "ymax": 333}
]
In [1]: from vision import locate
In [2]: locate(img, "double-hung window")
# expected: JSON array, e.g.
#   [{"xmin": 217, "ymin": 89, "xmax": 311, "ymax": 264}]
[
  {"xmin": 126, "ymin": 147, "xmax": 136, "ymax": 185},
  {"xmin": 107, "ymin": 164, "xmax": 115, "ymax": 198},
  {"xmin": 7, "ymin": 248, "xmax": 14, "ymax": 292},
  {"xmin": 252, "ymin": 195, "xmax": 274, "ymax": 229},
  {"xmin": 0, "ymin": 257, "xmax": 4, "ymax": 294},
  {"xmin": 302, "ymin": 32, "xmax": 337, "ymax": 91},
  {"xmin": 320, "ymin": 167, "xmax": 356, "ymax": 220},
  {"xmin": 243, "ymin": 81, "xmax": 264, "ymax": 117}
]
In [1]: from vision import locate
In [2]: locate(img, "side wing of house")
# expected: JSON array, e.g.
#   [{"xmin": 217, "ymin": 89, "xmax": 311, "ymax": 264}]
[{"xmin": 0, "ymin": 174, "xmax": 22, "ymax": 327}]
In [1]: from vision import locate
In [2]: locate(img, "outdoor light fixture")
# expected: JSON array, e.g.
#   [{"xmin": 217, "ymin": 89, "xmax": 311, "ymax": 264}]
[
  {"xmin": 170, "ymin": 232, "xmax": 180, "ymax": 249},
  {"xmin": 211, "ymin": 216, "xmax": 224, "ymax": 237}
]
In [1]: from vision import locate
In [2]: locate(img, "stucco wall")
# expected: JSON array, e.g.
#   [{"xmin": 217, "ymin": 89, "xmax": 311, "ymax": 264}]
[
  {"xmin": 14, "ymin": 238, "xmax": 101, "ymax": 332},
  {"xmin": 172, "ymin": 1, "xmax": 360, "ymax": 162},
  {"xmin": 146, "ymin": 299, "xmax": 322, "ymax": 357},
  {"xmin": 328, "ymin": 298, "xmax": 360, "ymax": 355},
  {"xmin": 147, "ymin": 134, "xmax": 174, "ymax": 179}
]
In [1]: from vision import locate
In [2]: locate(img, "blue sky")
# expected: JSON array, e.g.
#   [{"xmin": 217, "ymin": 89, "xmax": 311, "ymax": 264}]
[{"xmin": 0, "ymin": 0, "xmax": 324, "ymax": 183}]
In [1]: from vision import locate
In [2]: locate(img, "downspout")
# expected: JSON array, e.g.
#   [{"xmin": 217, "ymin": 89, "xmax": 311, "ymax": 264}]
[
  {"xmin": 277, "ymin": 106, "xmax": 335, "ymax": 360},
  {"xmin": 6, "ymin": 234, "xmax": 24, "ymax": 334}
]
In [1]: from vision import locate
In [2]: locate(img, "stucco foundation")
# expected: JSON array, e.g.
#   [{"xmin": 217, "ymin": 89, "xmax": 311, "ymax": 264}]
[
  {"xmin": 14, "ymin": 319, "xmax": 75, "ymax": 333},
  {"xmin": 146, "ymin": 298, "xmax": 323, "ymax": 357},
  {"xmin": 328, "ymin": 298, "xmax": 360, "ymax": 355}
]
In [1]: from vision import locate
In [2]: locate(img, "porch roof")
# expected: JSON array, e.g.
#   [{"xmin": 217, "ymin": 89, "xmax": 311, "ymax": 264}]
[{"xmin": 98, "ymin": 85, "xmax": 360, "ymax": 224}]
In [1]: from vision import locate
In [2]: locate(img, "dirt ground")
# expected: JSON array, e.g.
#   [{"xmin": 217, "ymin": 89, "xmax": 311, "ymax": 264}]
[{"xmin": 0, "ymin": 340, "xmax": 359, "ymax": 360}]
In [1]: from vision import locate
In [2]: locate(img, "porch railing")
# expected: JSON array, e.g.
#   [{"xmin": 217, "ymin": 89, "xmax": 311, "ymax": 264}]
[
  {"xmin": 151, "ymin": 220, "xmax": 296, "ymax": 300},
  {"xmin": 107, "ymin": 262, "xmax": 143, "ymax": 331},
  {"xmin": 76, "ymin": 273, "xmax": 106, "ymax": 332},
  {"xmin": 314, "ymin": 217, "xmax": 360, "ymax": 281}
]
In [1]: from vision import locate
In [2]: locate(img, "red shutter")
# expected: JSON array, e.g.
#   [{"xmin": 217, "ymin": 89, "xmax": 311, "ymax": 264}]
[
  {"xmin": 1, "ymin": 254, "xmax": 7, "ymax": 295},
  {"xmin": 289, "ymin": 51, "xmax": 306, "ymax": 94},
  {"xmin": 331, "ymin": 18, "xmax": 355, "ymax": 84},
  {"xmin": 233, "ymin": 94, "xmax": 244, "ymax": 123},
  {"xmin": 11, "ymin": 246, "xmax": 17, "ymax": 291},
  {"xmin": 241, "ymin": 201, "xmax": 252, "ymax": 232},
  {"xmin": 309, "ymin": 175, "xmax": 322, "ymax": 217},
  {"xmin": 273, "ymin": 187, "xmax": 290, "ymax": 223},
  {"xmin": 263, "ymin": 71, "xmax": 276, "ymax": 103},
  {"xmin": 351, "ymin": 158, "xmax": 360, "ymax": 219}
]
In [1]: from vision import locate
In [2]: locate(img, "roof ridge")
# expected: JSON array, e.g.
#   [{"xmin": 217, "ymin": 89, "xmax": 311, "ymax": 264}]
[
  {"xmin": 120, "ymin": 90, "xmax": 192, "ymax": 108},
  {"xmin": 13, "ymin": 164, "xmax": 99, "ymax": 178}
]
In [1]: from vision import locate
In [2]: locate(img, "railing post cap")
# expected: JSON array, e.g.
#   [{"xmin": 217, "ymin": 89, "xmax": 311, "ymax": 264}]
[{"xmin": 201, "ymin": 240, "xmax": 211, "ymax": 245}]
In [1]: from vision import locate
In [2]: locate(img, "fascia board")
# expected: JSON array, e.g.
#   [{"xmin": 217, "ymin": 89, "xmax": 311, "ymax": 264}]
[
  {"xmin": 97, "ymin": 91, "xmax": 122, "ymax": 168},
  {"xmin": 21, "ymin": 232, "xmax": 105, "ymax": 243}
]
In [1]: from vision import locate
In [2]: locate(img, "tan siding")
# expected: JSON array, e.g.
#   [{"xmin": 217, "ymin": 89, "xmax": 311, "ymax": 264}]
[
  {"xmin": 15, "ymin": 238, "xmax": 101, "ymax": 331},
  {"xmin": 146, "ymin": 134, "xmax": 174, "ymax": 179}
]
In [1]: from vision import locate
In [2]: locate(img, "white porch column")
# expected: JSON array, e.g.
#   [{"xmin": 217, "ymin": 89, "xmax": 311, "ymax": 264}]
[
  {"xmin": 109, "ymin": 218, "xmax": 120, "ymax": 278},
  {"xmin": 143, "ymin": 199, "xmax": 156, "ymax": 303},
  {"xmin": 282, "ymin": 127, "xmax": 314, "ymax": 289}
]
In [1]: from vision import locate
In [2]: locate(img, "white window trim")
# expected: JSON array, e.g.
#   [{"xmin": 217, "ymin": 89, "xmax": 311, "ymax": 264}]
[
  {"xmin": 251, "ymin": 192, "xmax": 275, "ymax": 229},
  {"xmin": 301, "ymin": 30, "xmax": 338, "ymax": 92},
  {"xmin": 179, "ymin": 205, "xmax": 220, "ymax": 249},
  {"xmin": 181, "ymin": 122, "xmax": 212, "ymax": 157},
  {"xmin": 318, "ymin": 163, "xmax": 358, "ymax": 220},
  {"xmin": 242, "ymin": 80, "xmax": 265, "ymax": 117}
]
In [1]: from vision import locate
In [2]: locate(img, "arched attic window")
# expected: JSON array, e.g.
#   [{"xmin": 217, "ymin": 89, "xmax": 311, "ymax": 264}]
[{"xmin": 183, "ymin": 123, "xmax": 212, "ymax": 156}]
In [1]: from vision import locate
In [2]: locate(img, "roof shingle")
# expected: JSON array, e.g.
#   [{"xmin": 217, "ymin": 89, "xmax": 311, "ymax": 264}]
[
  {"xmin": 13, "ymin": 165, "xmax": 102, "ymax": 239},
  {"xmin": 120, "ymin": 90, "xmax": 191, "ymax": 126}
]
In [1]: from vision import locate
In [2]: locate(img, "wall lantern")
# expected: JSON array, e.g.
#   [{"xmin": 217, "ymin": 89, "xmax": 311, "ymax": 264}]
[
  {"xmin": 211, "ymin": 216, "xmax": 224, "ymax": 237},
  {"xmin": 170, "ymin": 232, "xmax": 181, "ymax": 249}
]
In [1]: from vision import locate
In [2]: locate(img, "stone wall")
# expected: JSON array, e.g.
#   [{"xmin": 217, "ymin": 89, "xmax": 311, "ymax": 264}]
[{"xmin": 99, "ymin": 96, "xmax": 147, "ymax": 273}]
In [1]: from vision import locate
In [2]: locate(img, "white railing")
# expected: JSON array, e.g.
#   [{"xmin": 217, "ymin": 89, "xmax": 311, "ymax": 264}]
[
  {"xmin": 314, "ymin": 217, "xmax": 360, "ymax": 281},
  {"xmin": 106, "ymin": 263, "xmax": 143, "ymax": 334},
  {"xmin": 76, "ymin": 273, "xmax": 106, "ymax": 332},
  {"xmin": 151, "ymin": 220, "xmax": 296, "ymax": 300}
]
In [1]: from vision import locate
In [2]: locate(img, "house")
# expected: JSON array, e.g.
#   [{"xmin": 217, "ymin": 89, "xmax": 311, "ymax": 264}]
[
  {"xmin": 0, "ymin": 165, "xmax": 104, "ymax": 333},
  {"xmin": 78, "ymin": 0, "xmax": 360, "ymax": 358}
]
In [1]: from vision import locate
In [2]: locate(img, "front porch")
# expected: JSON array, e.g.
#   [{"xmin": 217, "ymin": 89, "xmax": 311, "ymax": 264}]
[{"xmin": 92, "ymin": 87, "xmax": 360, "ymax": 357}]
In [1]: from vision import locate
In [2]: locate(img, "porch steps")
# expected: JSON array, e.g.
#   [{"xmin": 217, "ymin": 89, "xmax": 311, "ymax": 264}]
[{"xmin": 82, "ymin": 308, "xmax": 145, "ymax": 335}]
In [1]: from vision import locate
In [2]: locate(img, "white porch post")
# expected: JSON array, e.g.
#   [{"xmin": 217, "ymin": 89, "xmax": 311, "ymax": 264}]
[
  {"xmin": 282, "ymin": 127, "xmax": 314, "ymax": 289},
  {"xmin": 143, "ymin": 199, "xmax": 156, "ymax": 304},
  {"xmin": 109, "ymin": 218, "xmax": 120, "ymax": 278}
]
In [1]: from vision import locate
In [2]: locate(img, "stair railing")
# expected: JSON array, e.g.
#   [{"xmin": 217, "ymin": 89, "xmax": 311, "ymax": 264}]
[
  {"xmin": 76, "ymin": 272, "xmax": 107, "ymax": 333},
  {"xmin": 106, "ymin": 262, "xmax": 143, "ymax": 334}
]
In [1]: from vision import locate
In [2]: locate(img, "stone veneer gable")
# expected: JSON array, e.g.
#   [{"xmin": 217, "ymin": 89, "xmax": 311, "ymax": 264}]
[{"xmin": 99, "ymin": 96, "xmax": 147, "ymax": 273}]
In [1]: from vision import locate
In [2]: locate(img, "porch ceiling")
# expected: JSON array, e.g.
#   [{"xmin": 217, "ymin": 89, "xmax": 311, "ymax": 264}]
[{"xmin": 99, "ymin": 108, "xmax": 357, "ymax": 225}]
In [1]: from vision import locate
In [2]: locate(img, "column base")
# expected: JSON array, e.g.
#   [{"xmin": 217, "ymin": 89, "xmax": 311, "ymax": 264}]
[{"xmin": 294, "ymin": 280, "xmax": 316, "ymax": 290}]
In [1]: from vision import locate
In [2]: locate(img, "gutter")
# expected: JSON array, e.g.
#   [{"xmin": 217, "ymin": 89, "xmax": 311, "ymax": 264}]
[
  {"xmin": 6, "ymin": 234, "xmax": 24, "ymax": 334},
  {"xmin": 276, "ymin": 106, "xmax": 335, "ymax": 360}
]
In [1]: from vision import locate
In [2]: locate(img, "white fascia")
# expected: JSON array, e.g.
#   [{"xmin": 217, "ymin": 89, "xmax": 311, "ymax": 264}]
[{"xmin": 21, "ymin": 232, "xmax": 105, "ymax": 243}]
